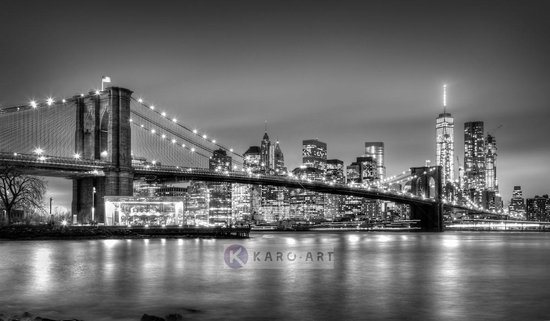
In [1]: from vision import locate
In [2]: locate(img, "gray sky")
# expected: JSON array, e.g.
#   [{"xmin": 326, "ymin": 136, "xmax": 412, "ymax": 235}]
[{"xmin": 1, "ymin": 0, "xmax": 549, "ymax": 209}]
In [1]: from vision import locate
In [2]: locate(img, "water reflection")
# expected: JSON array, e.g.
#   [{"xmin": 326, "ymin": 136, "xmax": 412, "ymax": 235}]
[{"xmin": 1, "ymin": 232, "xmax": 550, "ymax": 320}]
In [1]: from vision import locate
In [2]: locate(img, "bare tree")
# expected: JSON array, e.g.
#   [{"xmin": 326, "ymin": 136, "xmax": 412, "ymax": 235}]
[{"xmin": 0, "ymin": 165, "xmax": 47, "ymax": 225}]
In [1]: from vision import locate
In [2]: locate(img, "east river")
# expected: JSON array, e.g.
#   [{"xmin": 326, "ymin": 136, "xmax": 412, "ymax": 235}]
[{"xmin": 1, "ymin": 232, "xmax": 550, "ymax": 320}]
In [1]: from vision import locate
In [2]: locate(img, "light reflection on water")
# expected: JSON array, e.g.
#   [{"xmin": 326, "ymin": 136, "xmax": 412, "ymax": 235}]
[{"xmin": 1, "ymin": 232, "xmax": 550, "ymax": 320}]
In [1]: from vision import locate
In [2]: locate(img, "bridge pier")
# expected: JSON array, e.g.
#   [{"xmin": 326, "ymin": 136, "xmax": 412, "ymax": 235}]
[
  {"xmin": 409, "ymin": 166, "xmax": 444, "ymax": 232},
  {"xmin": 410, "ymin": 202, "xmax": 444, "ymax": 232},
  {"xmin": 72, "ymin": 87, "xmax": 134, "ymax": 224}
]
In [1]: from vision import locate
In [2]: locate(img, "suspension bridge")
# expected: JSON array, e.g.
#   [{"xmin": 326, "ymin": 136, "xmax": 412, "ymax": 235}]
[{"xmin": 0, "ymin": 87, "xmax": 496, "ymax": 231}]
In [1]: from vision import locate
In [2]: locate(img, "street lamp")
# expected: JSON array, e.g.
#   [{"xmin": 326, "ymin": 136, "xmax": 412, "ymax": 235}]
[
  {"xmin": 92, "ymin": 187, "xmax": 96, "ymax": 222},
  {"xmin": 49, "ymin": 197, "xmax": 53, "ymax": 224}
]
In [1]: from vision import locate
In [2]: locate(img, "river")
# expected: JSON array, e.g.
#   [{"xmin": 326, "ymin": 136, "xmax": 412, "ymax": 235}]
[{"xmin": 1, "ymin": 232, "xmax": 550, "ymax": 320}]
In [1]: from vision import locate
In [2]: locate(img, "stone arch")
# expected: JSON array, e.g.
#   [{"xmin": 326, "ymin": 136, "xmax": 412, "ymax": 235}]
[
  {"xmin": 428, "ymin": 177, "xmax": 436, "ymax": 198},
  {"xmin": 410, "ymin": 166, "xmax": 442, "ymax": 200}
]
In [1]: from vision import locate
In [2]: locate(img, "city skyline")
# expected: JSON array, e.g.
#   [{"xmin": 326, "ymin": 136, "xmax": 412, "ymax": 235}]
[{"xmin": 1, "ymin": 0, "xmax": 549, "ymax": 208}]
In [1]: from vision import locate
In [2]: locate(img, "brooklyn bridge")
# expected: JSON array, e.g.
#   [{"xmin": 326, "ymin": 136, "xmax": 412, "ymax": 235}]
[{"xmin": 0, "ymin": 87, "xmax": 495, "ymax": 231}]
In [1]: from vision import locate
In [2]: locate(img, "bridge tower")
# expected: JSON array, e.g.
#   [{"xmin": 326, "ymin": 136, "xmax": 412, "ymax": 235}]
[
  {"xmin": 71, "ymin": 87, "xmax": 134, "ymax": 224},
  {"xmin": 409, "ymin": 166, "xmax": 444, "ymax": 232}
]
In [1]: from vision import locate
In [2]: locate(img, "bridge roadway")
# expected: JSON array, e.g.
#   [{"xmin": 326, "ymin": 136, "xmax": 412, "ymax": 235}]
[
  {"xmin": 0, "ymin": 152, "xmax": 106, "ymax": 178},
  {"xmin": 133, "ymin": 164, "xmax": 437, "ymax": 207},
  {"xmin": 0, "ymin": 154, "xmax": 495, "ymax": 215}
]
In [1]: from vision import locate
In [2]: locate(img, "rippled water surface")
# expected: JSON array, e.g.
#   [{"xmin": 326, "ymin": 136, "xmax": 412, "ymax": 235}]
[{"xmin": 1, "ymin": 232, "xmax": 550, "ymax": 320}]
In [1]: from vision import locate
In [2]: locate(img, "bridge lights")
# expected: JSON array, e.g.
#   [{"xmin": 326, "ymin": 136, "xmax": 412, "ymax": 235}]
[
  {"xmin": 181, "ymin": 143, "xmax": 186, "ymax": 148},
  {"xmin": 73, "ymin": 153, "xmax": 81, "ymax": 159},
  {"xmin": 230, "ymin": 148, "xmax": 234, "ymax": 152},
  {"xmin": 161, "ymin": 134, "xmax": 166, "ymax": 139},
  {"xmin": 171, "ymin": 139, "xmax": 176, "ymax": 144},
  {"xmin": 161, "ymin": 112, "xmax": 166, "ymax": 117},
  {"xmin": 34, "ymin": 148, "xmax": 44, "ymax": 155},
  {"xmin": 151, "ymin": 129, "xmax": 156, "ymax": 134},
  {"xmin": 30, "ymin": 100, "xmax": 37, "ymax": 108},
  {"xmin": 138, "ymin": 98, "xmax": 143, "ymax": 103},
  {"xmin": 212, "ymin": 139, "xmax": 216, "ymax": 143},
  {"xmin": 152, "ymin": 160, "xmax": 157, "ymax": 165},
  {"xmin": 202, "ymin": 134, "xmax": 207, "ymax": 139},
  {"xmin": 191, "ymin": 148, "xmax": 195, "ymax": 152},
  {"xmin": 172, "ymin": 118, "xmax": 177, "ymax": 123},
  {"xmin": 193, "ymin": 129, "xmax": 198, "ymax": 134},
  {"xmin": 46, "ymin": 97, "xmax": 54, "ymax": 106},
  {"xmin": 150, "ymin": 105, "xmax": 155, "ymax": 110},
  {"xmin": 62, "ymin": 99, "xmax": 66, "ymax": 103}
]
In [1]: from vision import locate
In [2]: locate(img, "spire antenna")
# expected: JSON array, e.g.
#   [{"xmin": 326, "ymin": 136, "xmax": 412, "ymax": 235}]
[
  {"xmin": 264, "ymin": 120, "xmax": 267, "ymax": 132},
  {"xmin": 443, "ymin": 84, "xmax": 447, "ymax": 113}
]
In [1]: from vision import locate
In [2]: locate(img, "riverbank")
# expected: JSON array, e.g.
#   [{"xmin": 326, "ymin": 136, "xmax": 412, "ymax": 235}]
[
  {"xmin": 0, "ymin": 310, "xmax": 193, "ymax": 321},
  {"xmin": 0, "ymin": 225, "xmax": 250, "ymax": 240}
]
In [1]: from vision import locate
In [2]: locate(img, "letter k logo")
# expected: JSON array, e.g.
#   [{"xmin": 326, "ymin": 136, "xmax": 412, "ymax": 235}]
[{"xmin": 224, "ymin": 244, "xmax": 249, "ymax": 269}]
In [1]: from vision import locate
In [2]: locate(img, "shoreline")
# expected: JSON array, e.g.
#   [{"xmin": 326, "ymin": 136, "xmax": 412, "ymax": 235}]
[{"xmin": 0, "ymin": 225, "xmax": 250, "ymax": 240}]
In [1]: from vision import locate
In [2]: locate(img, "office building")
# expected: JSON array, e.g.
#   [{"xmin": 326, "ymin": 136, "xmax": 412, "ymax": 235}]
[
  {"xmin": 508, "ymin": 186, "xmax": 526, "ymax": 220},
  {"xmin": 302, "ymin": 139, "xmax": 327, "ymax": 173},
  {"xmin": 436, "ymin": 85, "xmax": 454, "ymax": 184},
  {"xmin": 464, "ymin": 121, "xmax": 485, "ymax": 204},
  {"xmin": 364, "ymin": 142, "xmax": 386, "ymax": 180},
  {"xmin": 526, "ymin": 195, "xmax": 550, "ymax": 221},
  {"xmin": 208, "ymin": 149, "xmax": 232, "ymax": 224},
  {"xmin": 485, "ymin": 134, "xmax": 498, "ymax": 192}
]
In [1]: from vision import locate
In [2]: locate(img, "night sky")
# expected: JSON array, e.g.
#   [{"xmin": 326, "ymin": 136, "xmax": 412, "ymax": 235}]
[{"xmin": 1, "ymin": 0, "xmax": 549, "ymax": 210}]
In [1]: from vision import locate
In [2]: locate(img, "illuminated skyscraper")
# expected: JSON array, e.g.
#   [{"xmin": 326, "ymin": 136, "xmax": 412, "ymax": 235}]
[
  {"xmin": 302, "ymin": 139, "xmax": 327, "ymax": 173},
  {"xmin": 508, "ymin": 186, "xmax": 526, "ymax": 219},
  {"xmin": 464, "ymin": 121, "xmax": 485, "ymax": 204},
  {"xmin": 326, "ymin": 159, "xmax": 345, "ymax": 183},
  {"xmin": 325, "ymin": 159, "xmax": 345, "ymax": 219},
  {"xmin": 274, "ymin": 141, "xmax": 286, "ymax": 174},
  {"xmin": 243, "ymin": 146, "xmax": 261, "ymax": 173},
  {"xmin": 436, "ymin": 84, "xmax": 454, "ymax": 185},
  {"xmin": 208, "ymin": 149, "xmax": 232, "ymax": 224},
  {"xmin": 364, "ymin": 142, "xmax": 385, "ymax": 179},
  {"xmin": 526, "ymin": 195, "xmax": 550, "ymax": 221},
  {"xmin": 261, "ymin": 131, "xmax": 275, "ymax": 172},
  {"xmin": 356, "ymin": 156, "xmax": 378, "ymax": 183},
  {"xmin": 485, "ymin": 134, "xmax": 498, "ymax": 192}
]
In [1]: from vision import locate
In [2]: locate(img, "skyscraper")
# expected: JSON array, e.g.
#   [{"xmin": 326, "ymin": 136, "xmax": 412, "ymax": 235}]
[
  {"xmin": 526, "ymin": 195, "xmax": 550, "ymax": 222},
  {"xmin": 208, "ymin": 149, "xmax": 232, "ymax": 224},
  {"xmin": 364, "ymin": 142, "xmax": 385, "ymax": 180},
  {"xmin": 485, "ymin": 134, "xmax": 498, "ymax": 192},
  {"xmin": 243, "ymin": 146, "xmax": 261, "ymax": 173},
  {"xmin": 325, "ymin": 159, "xmax": 345, "ymax": 220},
  {"xmin": 302, "ymin": 139, "xmax": 327, "ymax": 173},
  {"xmin": 260, "ymin": 131, "xmax": 275, "ymax": 172},
  {"xmin": 326, "ymin": 159, "xmax": 345, "ymax": 183},
  {"xmin": 435, "ymin": 84, "xmax": 454, "ymax": 184},
  {"xmin": 356, "ymin": 156, "xmax": 378, "ymax": 183},
  {"xmin": 274, "ymin": 141, "xmax": 286, "ymax": 174},
  {"xmin": 464, "ymin": 121, "xmax": 485, "ymax": 204},
  {"xmin": 508, "ymin": 186, "xmax": 526, "ymax": 219}
]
